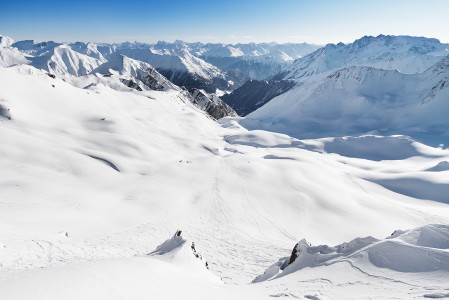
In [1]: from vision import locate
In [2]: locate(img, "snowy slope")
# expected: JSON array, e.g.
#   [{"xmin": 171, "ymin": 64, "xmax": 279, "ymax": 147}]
[
  {"xmin": 28, "ymin": 44, "xmax": 104, "ymax": 76},
  {"xmin": 219, "ymin": 35, "xmax": 449, "ymax": 116},
  {"xmin": 92, "ymin": 54, "xmax": 179, "ymax": 91},
  {"xmin": 200, "ymin": 43, "xmax": 319, "ymax": 85},
  {"xmin": 222, "ymin": 79, "xmax": 296, "ymax": 116},
  {"xmin": 199, "ymin": 44, "xmax": 245, "ymax": 58},
  {"xmin": 147, "ymin": 47, "xmax": 224, "ymax": 81},
  {"xmin": 284, "ymin": 35, "xmax": 449, "ymax": 80},
  {"xmin": 5, "ymin": 37, "xmax": 319, "ymax": 92},
  {"xmin": 252, "ymin": 224, "xmax": 449, "ymax": 299},
  {"xmin": 0, "ymin": 35, "xmax": 14, "ymax": 47},
  {"xmin": 0, "ymin": 35, "xmax": 30, "ymax": 67},
  {"xmin": 1, "ymin": 65, "xmax": 449, "ymax": 288},
  {"xmin": 0, "ymin": 233, "xmax": 272, "ymax": 300},
  {"xmin": 185, "ymin": 41, "xmax": 319, "ymax": 61},
  {"xmin": 243, "ymin": 55, "xmax": 449, "ymax": 145},
  {"xmin": 69, "ymin": 41, "xmax": 108, "ymax": 62},
  {"xmin": 2, "ymin": 35, "xmax": 449, "ymax": 299},
  {"xmin": 114, "ymin": 47, "xmax": 230, "ymax": 92}
]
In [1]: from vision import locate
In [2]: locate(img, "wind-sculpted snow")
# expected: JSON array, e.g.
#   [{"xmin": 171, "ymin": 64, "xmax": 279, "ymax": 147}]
[
  {"xmin": 253, "ymin": 225, "xmax": 449, "ymax": 298},
  {"xmin": 320, "ymin": 135, "xmax": 441, "ymax": 161},
  {"xmin": 0, "ymin": 232, "xmax": 259, "ymax": 300},
  {"xmin": 370, "ymin": 178, "xmax": 449, "ymax": 204},
  {"xmin": 426, "ymin": 161, "xmax": 449, "ymax": 172}
]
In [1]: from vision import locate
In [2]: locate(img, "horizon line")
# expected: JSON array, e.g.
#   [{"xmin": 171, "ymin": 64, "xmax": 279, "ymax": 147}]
[{"xmin": 2, "ymin": 33, "xmax": 447, "ymax": 47}]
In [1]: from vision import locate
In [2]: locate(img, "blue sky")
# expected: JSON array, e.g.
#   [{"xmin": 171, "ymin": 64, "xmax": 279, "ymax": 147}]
[{"xmin": 2, "ymin": 0, "xmax": 449, "ymax": 44}]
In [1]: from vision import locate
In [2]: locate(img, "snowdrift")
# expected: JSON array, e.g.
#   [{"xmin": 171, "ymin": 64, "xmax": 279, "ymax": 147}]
[
  {"xmin": 254, "ymin": 224, "xmax": 449, "ymax": 280},
  {"xmin": 0, "ymin": 233, "xmax": 263, "ymax": 300}
]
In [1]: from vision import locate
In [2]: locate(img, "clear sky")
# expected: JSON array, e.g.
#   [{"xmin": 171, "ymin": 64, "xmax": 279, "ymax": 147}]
[{"xmin": 2, "ymin": 0, "xmax": 449, "ymax": 44}]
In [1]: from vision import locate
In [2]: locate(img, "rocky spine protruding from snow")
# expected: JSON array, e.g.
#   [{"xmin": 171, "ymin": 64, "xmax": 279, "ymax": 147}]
[
  {"xmin": 187, "ymin": 89, "xmax": 237, "ymax": 119},
  {"xmin": 91, "ymin": 55, "xmax": 236, "ymax": 118},
  {"xmin": 150, "ymin": 230, "xmax": 210, "ymax": 271},
  {"xmin": 92, "ymin": 54, "xmax": 179, "ymax": 91},
  {"xmin": 0, "ymin": 99, "xmax": 12, "ymax": 120},
  {"xmin": 117, "ymin": 47, "xmax": 232, "ymax": 93},
  {"xmin": 253, "ymin": 224, "xmax": 449, "ymax": 283}
]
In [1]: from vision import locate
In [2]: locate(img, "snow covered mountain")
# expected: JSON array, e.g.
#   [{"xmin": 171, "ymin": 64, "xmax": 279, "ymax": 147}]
[
  {"xmin": 90, "ymin": 55, "xmax": 235, "ymax": 118},
  {"xmin": 69, "ymin": 41, "xmax": 108, "ymax": 62},
  {"xmin": 0, "ymin": 35, "xmax": 30, "ymax": 67},
  {"xmin": 283, "ymin": 34, "xmax": 449, "ymax": 80},
  {"xmin": 188, "ymin": 88, "xmax": 237, "ymax": 119},
  {"xmin": 3, "ymin": 37, "xmax": 319, "ymax": 96},
  {"xmin": 111, "ymin": 41, "xmax": 318, "ymax": 91},
  {"xmin": 116, "ymin": 47, "xmax": 231, "ymax": 93},
  {"xmin": 11, "ymin": 39, "xmax": 105, "ymax": 76},
  {"xmin": 197, "ymin": 42, "xmax": 319, "ymax": 60},
  {"xmin": 2, "ymin": 33, "xmax": 449, "ymax": 299},
  {"xmin": 221, "ymin": 79, "xmax": 296, "ymax": 116},
  {"xmin": 200, "ymin": 42, "xmax": 319, "ymax": 86},
  {"xmin": 29, "ymin": 44, "xmax": 104, "ymax": 76},
  {"xmin": 243, "ymin": 56, "xmax": 449, "ymax": 145},
  {"xmin": 0, "ymin": 35, "xmax": 236, "ymax": 119},
  {"xmin": 224, "ymin": 35, "xmax": 449, "ymax": 116},
  {"xmin": 92, "ymin": 54, "xmax": 179, "ymax": 91},
  {"xmin": 238, "ymin": 35, "xmax": 449, "ymax": 144}
]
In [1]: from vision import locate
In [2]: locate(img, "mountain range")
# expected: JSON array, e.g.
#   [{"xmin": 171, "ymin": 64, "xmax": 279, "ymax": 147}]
[
  {"xmin": 234, "ymin": 35, "xmax": 449, "ymax": 145},
  {"xmin": 2, "ymin": 32, "xmax": 449, "ymax": 299}
]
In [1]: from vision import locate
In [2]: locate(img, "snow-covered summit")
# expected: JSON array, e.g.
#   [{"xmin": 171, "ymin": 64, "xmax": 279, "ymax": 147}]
[
  {"xmin": 93, "ymin": 54, "xmax": 179, "ymax": 91},
  {"xmin": 0, "ymin": 36, "xmax": 29, "ymax": 67},
  {"xmin": 284, "ymin": 34, "xmax": 449, "ymax": 80},
  {"xmin": 69, "ymin": 41, "xmax": 107, "ymax": 62},
  {"xmin": 148, "ymin": 47, "xmax": 224, "ymax": 80},
  {"xmin": 0, "ymin": 35, "xmax": 14, "ymax": 47},
  {"xmin": 29, "ymin": 44, "xmax": 104, "ymax": 76}
]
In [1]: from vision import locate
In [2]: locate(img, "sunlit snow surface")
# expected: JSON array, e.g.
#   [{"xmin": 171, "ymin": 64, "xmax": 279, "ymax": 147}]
[{"xmin": 1, "ymin": 66, "xmax": 449, "ymax": 299}]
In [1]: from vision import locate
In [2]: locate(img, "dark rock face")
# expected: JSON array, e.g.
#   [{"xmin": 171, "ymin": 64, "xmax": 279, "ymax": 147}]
[
  {"xmin": 157, "ymin": 69, "xmax": 231, "ymax": 94},
  {"xmin": 222, "ymin": 79, "xmax": 296, "ymax": 116},
  {"xmin": 120, "ymin": 78, "xmax": 143, "ymax": 91},
  {"xmin": 0, "ymin": 102, "xmax": 11, "ymax": 120},
  {"xmin": 138, "ymin": 67, "xmax": 177, "ymax": 91},
  {"xmin": 288, "ymin": 242, "xmax": 300, "ymax": 266},
  {"xmin": 188, "ymin": 89, "xmax": 237, "ymax": 119}
]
